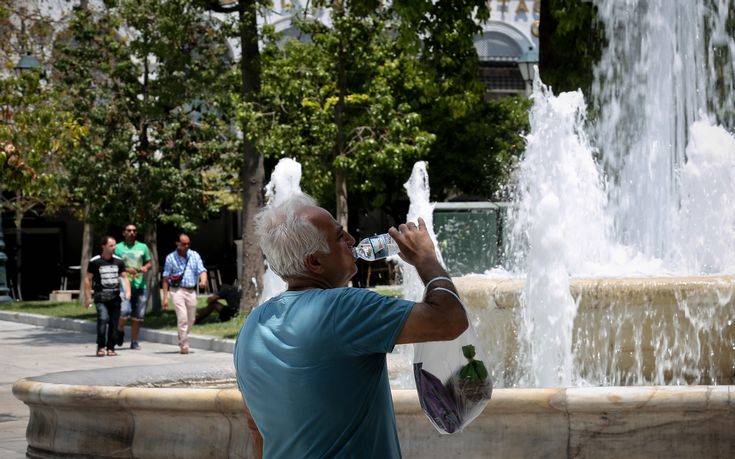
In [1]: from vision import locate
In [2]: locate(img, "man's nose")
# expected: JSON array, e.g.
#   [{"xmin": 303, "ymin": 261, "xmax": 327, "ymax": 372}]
[{"xmin": 346, "ymin": 232, "xmax": 356, "ymax": 246}]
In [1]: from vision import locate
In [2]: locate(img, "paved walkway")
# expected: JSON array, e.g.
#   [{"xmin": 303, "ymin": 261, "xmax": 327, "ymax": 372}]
[{"xmin": 0, "ymin": 320, "xmax": 234, "ymax": 458}]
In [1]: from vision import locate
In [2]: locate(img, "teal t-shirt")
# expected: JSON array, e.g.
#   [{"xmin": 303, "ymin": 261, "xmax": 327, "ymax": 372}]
[
  {"xmin": 234, "ymin": 287, "xmax": 414, "ymax": 459},
  {"xmin": 114, "ymin": 241, "xmax": 151, "ymax": 289}
]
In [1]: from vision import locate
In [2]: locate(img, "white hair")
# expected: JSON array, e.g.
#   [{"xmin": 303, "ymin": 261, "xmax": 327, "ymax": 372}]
[{"xmin": 254, "ymin": 194, "xmax": 330, "ymax": 279}]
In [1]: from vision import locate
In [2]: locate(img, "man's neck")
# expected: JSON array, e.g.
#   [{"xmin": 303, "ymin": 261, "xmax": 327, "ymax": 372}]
[
  {"xmin": 287, "ymin": 276, "xmax": 338, "ymax": 291},
  {"xmin": 125, "ymin": 239, "xmax": 136, "ymax": 247},
  {"xmin": 177, "ymin": 249, "xmax": 188, "ymax": 257},
  {"xmin": 102, "ymin": 253, "xmax": 112, "ymax": 260}
]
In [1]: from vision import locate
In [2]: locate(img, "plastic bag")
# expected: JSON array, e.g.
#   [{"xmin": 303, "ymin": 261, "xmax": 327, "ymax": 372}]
[{"xmin": 413, "ymin": 302, "xmax": 492, "ymax": 434}]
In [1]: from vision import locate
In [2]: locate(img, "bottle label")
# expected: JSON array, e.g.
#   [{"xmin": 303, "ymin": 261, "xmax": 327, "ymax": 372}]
[{"xmin": 370, "ymin": 236, "xmax": 388, "ymax": 259}]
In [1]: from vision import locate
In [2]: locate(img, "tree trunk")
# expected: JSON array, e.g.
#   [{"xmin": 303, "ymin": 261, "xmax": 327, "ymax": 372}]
[
  {"xmin": 538, "ymin": 0, "xmax": 555, "ymax": 79},
  {"xmin": 237, "ymin": 0, "xmax": 265, "ymax": 314},
  {"xmin": 13, "ymin": 206, "xmax": 22, "ymax": 301},
  {"xmin": 78, "ymin": 211, "xmax": 93, "ymax": 306},
  {"xmin": 333, "ymin": 7, "xmax": 349, "ymax": 229},
  {"xmin": 335, "ymin": 169, "xmax": 348, "ymax": 228},
  {"xmin": 144, "ymin": 225, "xmax": 161, "ymax": 313}
]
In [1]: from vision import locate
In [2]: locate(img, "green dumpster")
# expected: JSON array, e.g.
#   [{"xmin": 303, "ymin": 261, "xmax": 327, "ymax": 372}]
[{"xmin": 433, "ymin": 202, "xmax": 509, "ymax": 276}]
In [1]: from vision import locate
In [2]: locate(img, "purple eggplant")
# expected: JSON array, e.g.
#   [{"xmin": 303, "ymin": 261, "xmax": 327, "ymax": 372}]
[{"xmin": 413, "ymin": 362, "xmax": 461, "ymax": 434}]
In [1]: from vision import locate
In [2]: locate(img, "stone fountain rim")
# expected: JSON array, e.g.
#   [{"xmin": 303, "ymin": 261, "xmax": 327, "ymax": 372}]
[
  {"xmin": 454, "ymin": 273, "xmax": 735, "ymax": 285},
  {"xmin": 13, "ymin": 363, "xmax": 735, "ymax": 415}
]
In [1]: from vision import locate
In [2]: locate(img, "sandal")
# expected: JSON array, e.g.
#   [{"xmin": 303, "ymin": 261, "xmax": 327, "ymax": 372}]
[
  {"xmin": 96, "ymin": 348, "xmax": 106, "ymax": 357},
  {"xmin": 106, "ymin": 349, "xmax": 118, "ymax": 356}
]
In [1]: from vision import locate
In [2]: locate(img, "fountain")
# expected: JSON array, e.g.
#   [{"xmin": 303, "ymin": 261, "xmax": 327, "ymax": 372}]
[
  {"xmin": 258, "ymin": 157, "xmax": 303, "ymax": 303},
  {"xmin": 12, "ymin": 0, "xmax": 735, "ymax": 457}
]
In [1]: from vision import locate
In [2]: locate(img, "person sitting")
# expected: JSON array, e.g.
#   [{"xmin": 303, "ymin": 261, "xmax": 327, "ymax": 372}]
[{"xmin": 195, "ymin": 284, "xmax": 240, "ymax": 324}]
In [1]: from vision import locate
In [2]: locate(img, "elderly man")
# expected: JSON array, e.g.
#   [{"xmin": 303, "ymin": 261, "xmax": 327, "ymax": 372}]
[
  {"xmin": 234, "ymin": 195, "xmax": 467, "ymax": 458},
  {"xmin": 162, "ymin": 233, "xmax": 207, "ymax": 354}
]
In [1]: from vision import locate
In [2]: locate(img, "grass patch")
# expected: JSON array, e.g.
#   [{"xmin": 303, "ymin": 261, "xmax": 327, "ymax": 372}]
[
  {"xmin": 0, "ymin": 298, "xmax": 245, "ymax": 340},
  {"xmin": 370, "ymin": 285, "xmax": 403, "ymax": 297}
]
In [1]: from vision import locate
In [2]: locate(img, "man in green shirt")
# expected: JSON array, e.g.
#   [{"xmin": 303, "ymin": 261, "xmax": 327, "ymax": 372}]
[{"xmin": 115, "ymin": 224, "xmax": 152, "ymax": 350}]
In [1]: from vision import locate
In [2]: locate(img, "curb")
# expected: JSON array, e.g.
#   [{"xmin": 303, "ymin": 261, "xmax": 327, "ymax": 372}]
[{"xmin": 0, "ymin": 310, "xmax": 235, "ymax": 353}]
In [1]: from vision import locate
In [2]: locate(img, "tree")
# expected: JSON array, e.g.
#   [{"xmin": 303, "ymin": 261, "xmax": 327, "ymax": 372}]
[
  {"xmin": 54, "ymin": 1, "xmax": 241, "ymax": 309},
  {"xmin": 53, "ymin": 3, "xmax": 139, "ymax": 304},
  {"xmin": 200, "ymin": 0, "xmax": 266, "ymax": 313},
  {"xmin": 394, "ymin": 0, "xmax": 526, "ymax": 202},
  {"xmin": 243, "ymin": 2, "xmax": 434, "ymax": 229},
  {"xmin": 0, "ymin": 71, "xmax": 84, "ymax": 298},
  {"xmin": 539, "ymin": 0, "xmax": 605, "ymax": 96}
]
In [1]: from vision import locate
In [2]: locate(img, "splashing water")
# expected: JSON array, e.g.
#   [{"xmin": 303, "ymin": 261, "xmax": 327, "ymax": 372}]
[
  {"xmin": 399, "ymin": 161, "xmax": 444, "ymax": 302},
  {"xmin": 676, "ymin": 119, "xmax": 735, "ymax": 274},
  {"xmin": 390, "ymin": 162, "xmax": 446, "ymax": 388},
  {"xmin": 510, "ymin": 78, "xmax": 595, "ymax": 386},
  {"xmin": 258, "ymin": 158, "xmax": 303, "ymax": 304},
  {"xmin": 592, "ymin": 0, "xmax": 735, "ymax": 267},
  {"xmin": 502, "ymin": 1, "xmax": 735, "ymax": 387}
]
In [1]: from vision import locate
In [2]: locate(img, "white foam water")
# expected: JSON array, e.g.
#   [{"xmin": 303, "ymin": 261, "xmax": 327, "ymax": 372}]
[
  {"xmin": 390, "ymin": 161, "xmax": 446, "ymax": 389},
  {"xmin": 500, "ymin": 0, "xmax": 735, "ymax": 387},
  {"xmin": 258, "ymin": 158, "xmax": 303, "ymax": 304}
]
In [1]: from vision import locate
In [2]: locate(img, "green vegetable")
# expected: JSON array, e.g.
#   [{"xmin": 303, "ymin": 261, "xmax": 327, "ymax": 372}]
[{"xmin": 459, "ymin": 345, "xmax": 488, "ymax": 381}]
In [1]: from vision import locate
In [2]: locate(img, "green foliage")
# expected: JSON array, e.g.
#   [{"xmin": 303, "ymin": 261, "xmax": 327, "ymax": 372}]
[
  {"xmin": 0, "ymin": 71, "xmax": 85, "ymax": 222},
  {"xmin": 540, "ymin": 0, "xmax": 604, "ymax": 95},
  {"xmin": 394, "ymin": 0, "xmax": 527, "ymax": 201},
  {"xmin": 245, "ymin": 0, "xmax": 528, "ymax": 211},
  {"xmin": 243, "ymin": 3, "xmax": 434, "ymax": 210},
  {"xmin": 54, "ymin": 1, "xmax": 241, "ymax": 232},
  {"xmin": 52, "ymin": 6, "xmax": 138, "ymax": 228}
]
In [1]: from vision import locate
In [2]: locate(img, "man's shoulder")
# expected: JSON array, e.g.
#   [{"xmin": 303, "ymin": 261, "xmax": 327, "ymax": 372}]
[{"xmin": 88, "ymin": 255, "xmax": 101, "ymax": 267}]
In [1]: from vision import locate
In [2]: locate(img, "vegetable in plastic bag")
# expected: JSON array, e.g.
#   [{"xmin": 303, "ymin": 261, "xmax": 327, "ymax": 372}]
[
  {"xmin": 414, "ymin": 338, "xmax": 493, "ymax": 434},
  {"xmin": 455, "ymin": 345, "xmax": 492, "ymax": 403},
  {"xmin": 413, "ymin": 362, "xmax": 461, "ymax": 433}
]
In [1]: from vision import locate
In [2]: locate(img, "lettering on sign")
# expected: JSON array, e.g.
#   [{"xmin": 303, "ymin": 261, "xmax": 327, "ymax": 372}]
[{"xmin": 517, "ymin": 0, "xmax": 529, "ymax": 14}]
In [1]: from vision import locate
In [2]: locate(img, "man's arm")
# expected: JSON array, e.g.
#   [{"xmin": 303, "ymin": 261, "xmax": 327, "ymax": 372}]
[
  {"xmin": 243, "ymin": 400, "xmax": 263, "ymax": 459},
  {"xmin": 122, "ymin": 272, "xmax": 131, "ymax": 301},
  {"xmin": 162, "ymin": 277, "xmax": 170, "ymax": 310},
  {"xmin": 390, "ymin": 218, "xmax": 469, "ymax": 344},
  {"xmin": 84, "ymin": 273, "xmax": 94, "ymax": 308},
  {"xmin": 162, "ymin": 255, "xmax": 171, "ymax": 309},
  {"xmin": 196, "ymin": 253, "xmax": 207, "ymax": 290},
  {"xmin": 141, "ymin": 246, "xmax": 152, "ymax": 273}
]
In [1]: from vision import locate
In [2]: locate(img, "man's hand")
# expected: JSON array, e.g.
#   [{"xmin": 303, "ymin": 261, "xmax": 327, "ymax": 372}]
[
  {"xmin": 162, "ymin": 296, "xmax": 169, "ymax": 310},
  {"xmin": 84, "ymin": 297, "xmax": 93, "ymax": 309},
  {"xmin": 140, "ymin": 265, "xmax": 149, "ymax": 274},
  {"xmin": 126, "ymin": 267, "xmax": 137, "ymax": 275},
  {"xmin": 387, "ymin": 217, "xmax": 438, "ymax": 267}
]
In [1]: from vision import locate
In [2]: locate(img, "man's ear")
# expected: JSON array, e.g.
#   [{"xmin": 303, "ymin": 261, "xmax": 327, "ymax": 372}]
[{"xmin": 304, "ymin": 253, "xmax": 324, "ymax": 274}]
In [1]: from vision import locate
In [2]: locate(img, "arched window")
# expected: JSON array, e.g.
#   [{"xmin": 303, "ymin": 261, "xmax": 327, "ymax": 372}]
[
  {"xmin": 474, "ymin": 31, "xmax": 524, "ymax": 62},
  {"xmin": 473, "ymin": 23, "xmax": 534, "ymax": 97}
]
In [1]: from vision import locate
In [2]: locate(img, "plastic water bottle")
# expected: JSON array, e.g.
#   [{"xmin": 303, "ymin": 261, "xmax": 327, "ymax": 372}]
[{"xmin": 353, "ymin": 234, "xmax": 399, "ymax": 261}]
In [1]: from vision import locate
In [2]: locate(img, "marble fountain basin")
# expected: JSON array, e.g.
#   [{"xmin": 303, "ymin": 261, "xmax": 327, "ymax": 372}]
[{"xmin": 12, "ymin": 276, "xmax": 735, "ymax": 458}]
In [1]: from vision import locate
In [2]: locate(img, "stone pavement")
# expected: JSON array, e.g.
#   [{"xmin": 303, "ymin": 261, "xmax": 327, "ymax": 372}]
[{"xmin": 0, "ymin": 320, "xmax": 234, "ymax": 458}]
